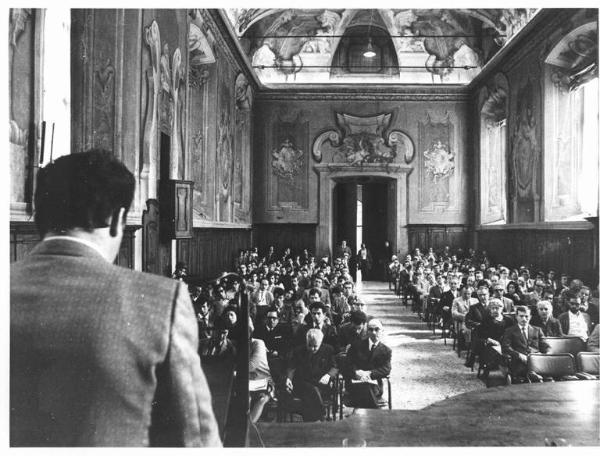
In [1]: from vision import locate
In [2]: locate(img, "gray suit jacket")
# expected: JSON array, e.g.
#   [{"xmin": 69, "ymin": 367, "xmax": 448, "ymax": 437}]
[{"xmin": 10, "ymin": 239, "xmax": 221, "ymax": 447}]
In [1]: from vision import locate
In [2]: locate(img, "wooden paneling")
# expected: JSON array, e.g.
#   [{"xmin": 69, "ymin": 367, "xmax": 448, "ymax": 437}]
[
  {"xmin": 407, "ymin": 225, "xmax": 468, "ymax": 254},
  {"xmin": 10, "ymin": 221, "xmax": 139, "ymax": 271},
  {"xmin": 115, "ymin": 226, "xmax": 141, "ymax": 270},
  {"xmin": 10, "ymin": 222, "xmax": 40, "ymax": 262},
  {"xmin": 176, "ymin": 228, "xmax": 252, "ymax": 280},
  {"xmin": 253, "ymin": 224, "xmax": 317, "ymax": 258},
  {"xmin": 477, "ymin": 228, "xmax": 597, "ymax": 286}
]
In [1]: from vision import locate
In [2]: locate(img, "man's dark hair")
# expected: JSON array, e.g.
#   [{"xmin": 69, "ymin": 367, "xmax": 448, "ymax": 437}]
[
  {"xmin": 309, "ymin": 301, "xmax": 326, "ymax": 312},
  {"xmin": 309, "ymin": 287, "xmax": 322, "ymax": 298},
  {"xmin": 515, "ymin": 305, "xmax": 530, "ymax": 315},
  {"xmin": 349, "ymin": 310, "xmax": 367, "ymax": 325},
  {"xmin": 34, "ymin": 149, "xmax": 135, "ymax": 237}
]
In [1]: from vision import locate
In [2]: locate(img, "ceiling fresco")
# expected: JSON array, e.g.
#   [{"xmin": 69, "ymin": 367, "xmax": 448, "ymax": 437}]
[{"xmin": 224, "ymin": 8, "xmax": 538, "ymax": 85}]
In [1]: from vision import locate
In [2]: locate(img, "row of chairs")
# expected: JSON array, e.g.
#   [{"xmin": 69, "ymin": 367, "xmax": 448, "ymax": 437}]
[{"xmin": 526, "ymin": 351, "xmax": 599, "ymax": 383}]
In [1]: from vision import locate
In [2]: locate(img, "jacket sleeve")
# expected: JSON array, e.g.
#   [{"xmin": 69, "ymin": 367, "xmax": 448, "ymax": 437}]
[
  {"xmin": 501, "ymin": 329, "xmax": 519, "ymax": 358},
  {"xmin": 150, "ymin": 283, "xmax": 222, "ymax": 447},
  {"xmin": 370, "ymin": 346, "xmax": 391, "ymax": 379}
]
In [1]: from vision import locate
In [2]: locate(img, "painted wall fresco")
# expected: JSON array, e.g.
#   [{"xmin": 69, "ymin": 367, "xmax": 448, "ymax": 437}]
[
  {"xmin": 9, "ymin": 9, "xmax": 36, "ymax": 210},
  {"xmin": 254, "ymin": 98, "xmax": 469, "ymax": 224}
]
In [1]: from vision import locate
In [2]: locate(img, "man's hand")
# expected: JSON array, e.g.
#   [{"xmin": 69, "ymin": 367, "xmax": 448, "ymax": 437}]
[
  {"xmin": 519, "ymin": 353, "xmax": 527, "ymax": 363},
  {"xmin": 318, "ymin": 374, "xmax": 330, "ymax": 385},
  {"xmin": 355, "ymin": 370, "xmax": 371, "ymax": 382},
  {"xmin": 285, "ymin": 378, "xmax": 293, "ymax": 391}
]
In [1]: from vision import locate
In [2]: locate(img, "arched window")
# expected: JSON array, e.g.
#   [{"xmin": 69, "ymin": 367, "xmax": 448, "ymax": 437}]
[
  {"xmin": 479, "ymin": 74, "xmax": 508, "ymax": 225},
  {"xmin": 543, "ymin": 21, "xmax": 598, "ymax": 221}
]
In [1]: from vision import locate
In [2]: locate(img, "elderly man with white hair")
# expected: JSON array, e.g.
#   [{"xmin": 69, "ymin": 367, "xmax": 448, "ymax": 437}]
[
  {"xmin": 345, "ymin": 319, "xmax": 392, "ymax": 408},
  {"xmin": 530, "ymin": 300, "xmax": 563, "ymax": 336},
  {"xmin": 285, "ymin": 328, "xmax": 339, "ymax": 422}
]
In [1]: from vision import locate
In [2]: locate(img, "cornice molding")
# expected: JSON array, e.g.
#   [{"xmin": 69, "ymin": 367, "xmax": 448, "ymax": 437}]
[{"xmin": 256, "ymin": 88, "xmax": 470, "ymax": 102}]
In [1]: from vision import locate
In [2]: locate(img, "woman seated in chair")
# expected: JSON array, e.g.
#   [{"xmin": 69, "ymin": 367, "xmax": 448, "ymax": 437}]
[
  {"xmin": 477, "ymin": 299, "xmax": 514, "ymax": 378},
  {"xmin": 285, "ymin": 329, "xmax": 338, "ymax": 422}
]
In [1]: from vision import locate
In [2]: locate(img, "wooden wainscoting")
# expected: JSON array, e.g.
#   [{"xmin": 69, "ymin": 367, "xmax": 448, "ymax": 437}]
[
  {"xmin": 252, "ymin": 223, "xmax": 317, "ymax": 257},
  {"xmin": 10, "ymin": 222, "xmax": 40, "ymax": 262},
  {"xmin": 407, "ymin": 224, "xmax": 468, "ymax": 255},
  {"xmin": 10, "ymin": 222, "xmax": 140, "ymax": 270},
  {"xmin": 176, "ymin": 228, "xmax": 252, "ymax": 280},
  {"xmin": 477, "ymin": 227, "xmax": 597, "ymax": 286}
]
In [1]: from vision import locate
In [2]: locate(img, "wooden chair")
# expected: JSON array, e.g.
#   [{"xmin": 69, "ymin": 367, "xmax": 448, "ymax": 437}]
[
  {"xmin": 527, "ymin": 353, "xmax": 579, "ymax": 383},
  {"xmin": 575, "ymin": 352, "xmax": 600, "ymax": 380}
]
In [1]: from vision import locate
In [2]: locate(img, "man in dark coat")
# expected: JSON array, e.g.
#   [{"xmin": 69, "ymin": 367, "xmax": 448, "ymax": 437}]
[
  {"xmin": 285, "ymin": 329, "xmax": 339, "ymax": 422},
  {"xmin": 345, "ymin": 319, "xmax": 392, "ymax": 408},
  {"xmin": 502, "ymin": 306, "xmax": 549, "ymax": 377}
]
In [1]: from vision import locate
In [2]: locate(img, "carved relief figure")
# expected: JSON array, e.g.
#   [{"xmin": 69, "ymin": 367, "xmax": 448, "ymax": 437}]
[{"xmin": 272, "ymin": 138, "xmax": 304, "ymax": 179}]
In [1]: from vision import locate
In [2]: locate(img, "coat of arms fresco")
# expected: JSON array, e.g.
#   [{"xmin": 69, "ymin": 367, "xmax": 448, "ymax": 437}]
[{"xmin": 272, "ymin": 138, "xmax": 304, "ymax": 179}]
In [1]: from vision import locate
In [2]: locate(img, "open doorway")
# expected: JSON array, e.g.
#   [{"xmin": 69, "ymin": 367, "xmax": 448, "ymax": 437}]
[{"xmin": 332, "ymin": 178, "xmax": 391, "ymax": 281}]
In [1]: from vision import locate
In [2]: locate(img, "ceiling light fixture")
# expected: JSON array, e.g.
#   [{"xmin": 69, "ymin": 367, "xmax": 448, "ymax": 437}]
[{"xmin": 363, "ymin": 9, "xmax": 376, "ymax": 59}]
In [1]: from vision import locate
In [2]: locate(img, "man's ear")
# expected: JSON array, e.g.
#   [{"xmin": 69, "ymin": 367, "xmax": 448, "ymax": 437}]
[{"xmin": 109, "ymin": 207, "xmax": 127, "ymax": 237}]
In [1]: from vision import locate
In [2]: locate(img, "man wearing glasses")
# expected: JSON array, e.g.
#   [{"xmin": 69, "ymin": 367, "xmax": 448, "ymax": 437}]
[{"xmin": 345, "ymin": 319, "xmax": 391, "ymax": 408}]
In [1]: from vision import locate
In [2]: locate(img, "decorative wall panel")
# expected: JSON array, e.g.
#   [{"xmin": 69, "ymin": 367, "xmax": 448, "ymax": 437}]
[
  {"xmin": 9, "ymin": 9, "xmax": 38, "ymax": 214},
  {"xmin": 417, "ymin": 112, "xmax": 459, "ymax": 213},
  {"xmin": 234, "ymin": 73, "xmax": 253, "ymax": 223},
  {"xmin": 270, "ymin": 117, "xmax": 309, "ymax": 209}
]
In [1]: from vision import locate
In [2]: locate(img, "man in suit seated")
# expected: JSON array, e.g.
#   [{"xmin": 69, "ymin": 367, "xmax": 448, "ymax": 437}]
[
  {"xmin": 501, "ymin": 306, "xmax": 549, "ymax": 379},
  {"xmin": 464, "ymin": 283, "xmax": 491, "ymax": 368},
  {"xmin": 285, "ymin": 329, "xmax": 339, "ymax": 422},
  {"xmin": 558, "ymin": 290, "xmax": 592, "ymax": 342},
  {"xmin": 530, "ymin": 300, "xmax": 563, "ymax": 336},
  {"xmin": 10, "ymin": 150, "xmax": 220, "ymax": 446},
  {"xmin": 295, "ymin": 301, "xmax": 339, "ymax": 352},
  {"xmin": 345, "ymin": 319, "xmax": 392, "ymax": 408},
  {"xmin": 338, "ymin": 310, "xmax": 368, "ymax": 353},
  {"xmin": 253, "ymin": 309, "xmax": 292, "ymax": 361}
]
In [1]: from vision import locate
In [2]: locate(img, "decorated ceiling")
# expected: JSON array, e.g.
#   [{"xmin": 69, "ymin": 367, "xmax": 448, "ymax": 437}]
[{"xmin": 224, "ymin": 8, "xmax": 538, "ymax": 85}]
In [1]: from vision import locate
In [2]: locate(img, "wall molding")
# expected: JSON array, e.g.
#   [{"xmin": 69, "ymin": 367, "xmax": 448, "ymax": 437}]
[
  {"xmin": 256, "ymin": 88, "xmax": 470, "ymax": 102},
  {"xmin": 477, "ymin": 221, "xmax": 594, "ymax": 231}
]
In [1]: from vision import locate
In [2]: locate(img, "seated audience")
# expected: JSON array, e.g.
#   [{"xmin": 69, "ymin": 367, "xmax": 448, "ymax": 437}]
[
  {"xmin": 345, "ymin": 319, "xmax": 392, "ymax": 408},
  {"xmin": 587, "ymin": 324, "xmax": 600, "ymax": 352},
  {"xmin": 253, "ymin": 308, "xmax": 292, "ymax": 360},
  {"xmin": 477, "ymin": 299, "xmax": 514, "ymax": 377},
  {"xmin": 295, "ymin": 302, "xmax": 339, "ymax": 352},
  {"xmin": 285, "ymin": 329, "xmax": 339, "ymax": 422},
  {"xmin": 558, "ymin": 290, "xmax": 592, "ymax": 342},
  {"xmin": 530, "ymin": 300, "xmax": 563, "ymax": 336},
  {"xmin": 338, "ymin": 310, "xmax": 368, "ymax": 353},
  {"xmin": 501, "ymin": 306, "xmax": 549, "ymax": 378}
]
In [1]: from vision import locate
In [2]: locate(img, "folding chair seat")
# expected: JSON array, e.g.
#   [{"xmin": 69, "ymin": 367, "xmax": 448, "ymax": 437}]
[
  {"xmin": 576, "ymin": 352, "xmax": 600, "ymax": 380},
  {"xmin": 527, "ymin": 353, "xmax": 579, "ymax": 383}
]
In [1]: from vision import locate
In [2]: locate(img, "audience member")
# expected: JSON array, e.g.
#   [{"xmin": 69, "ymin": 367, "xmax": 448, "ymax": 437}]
[
  {"xmin": 345, "ymin": 319, "xmax": 392, "ymax": 408},
  {"xmin": 558, "ymin": 291, "xmax": 592, "ymax": 342},
  {"xmin": 285, "ymin": 329, "xmax": 339, "ymax": 422},
  {"xmin": 501, "ymin": 306, "xmax": 549, "ymax": 379},
  {"xmin": 530, "ymin": 300, "xmax": 563, "ymax": 336}
]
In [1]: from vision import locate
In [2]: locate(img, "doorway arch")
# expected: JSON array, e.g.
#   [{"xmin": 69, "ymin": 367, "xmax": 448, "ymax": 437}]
[{"xmin": 314, "ymin": 163, "xmax": 413, "ymax": 259}]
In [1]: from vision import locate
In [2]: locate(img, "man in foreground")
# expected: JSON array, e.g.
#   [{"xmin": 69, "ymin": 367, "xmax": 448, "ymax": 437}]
[{"xmin": 10, "ymin": 150, "xmax": 221, "ymax": 446}]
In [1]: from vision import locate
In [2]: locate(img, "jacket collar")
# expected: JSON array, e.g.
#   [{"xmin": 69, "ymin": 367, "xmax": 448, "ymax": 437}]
[{"xmin": 29, "ymin": 237, "xmax": 108, "ymax": 263}]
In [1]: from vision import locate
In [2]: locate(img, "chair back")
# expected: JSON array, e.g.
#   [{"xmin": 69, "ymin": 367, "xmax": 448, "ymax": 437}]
[
  {"xmin": 543, "ymin": 336, "xmax": 586, "ymax": 356},
  {"xmin": 577, "ymin": 352, "xmax": 600, "ymax": 375},
  {"xmin": 527, "ymin": 353, "xmax": 576, "ymax": 377}
]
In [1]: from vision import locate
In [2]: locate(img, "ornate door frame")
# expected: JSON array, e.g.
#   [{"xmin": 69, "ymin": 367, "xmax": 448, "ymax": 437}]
[{"xmin": 314, "ymin": 163, "xmax": 413, "ymax": 258}]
